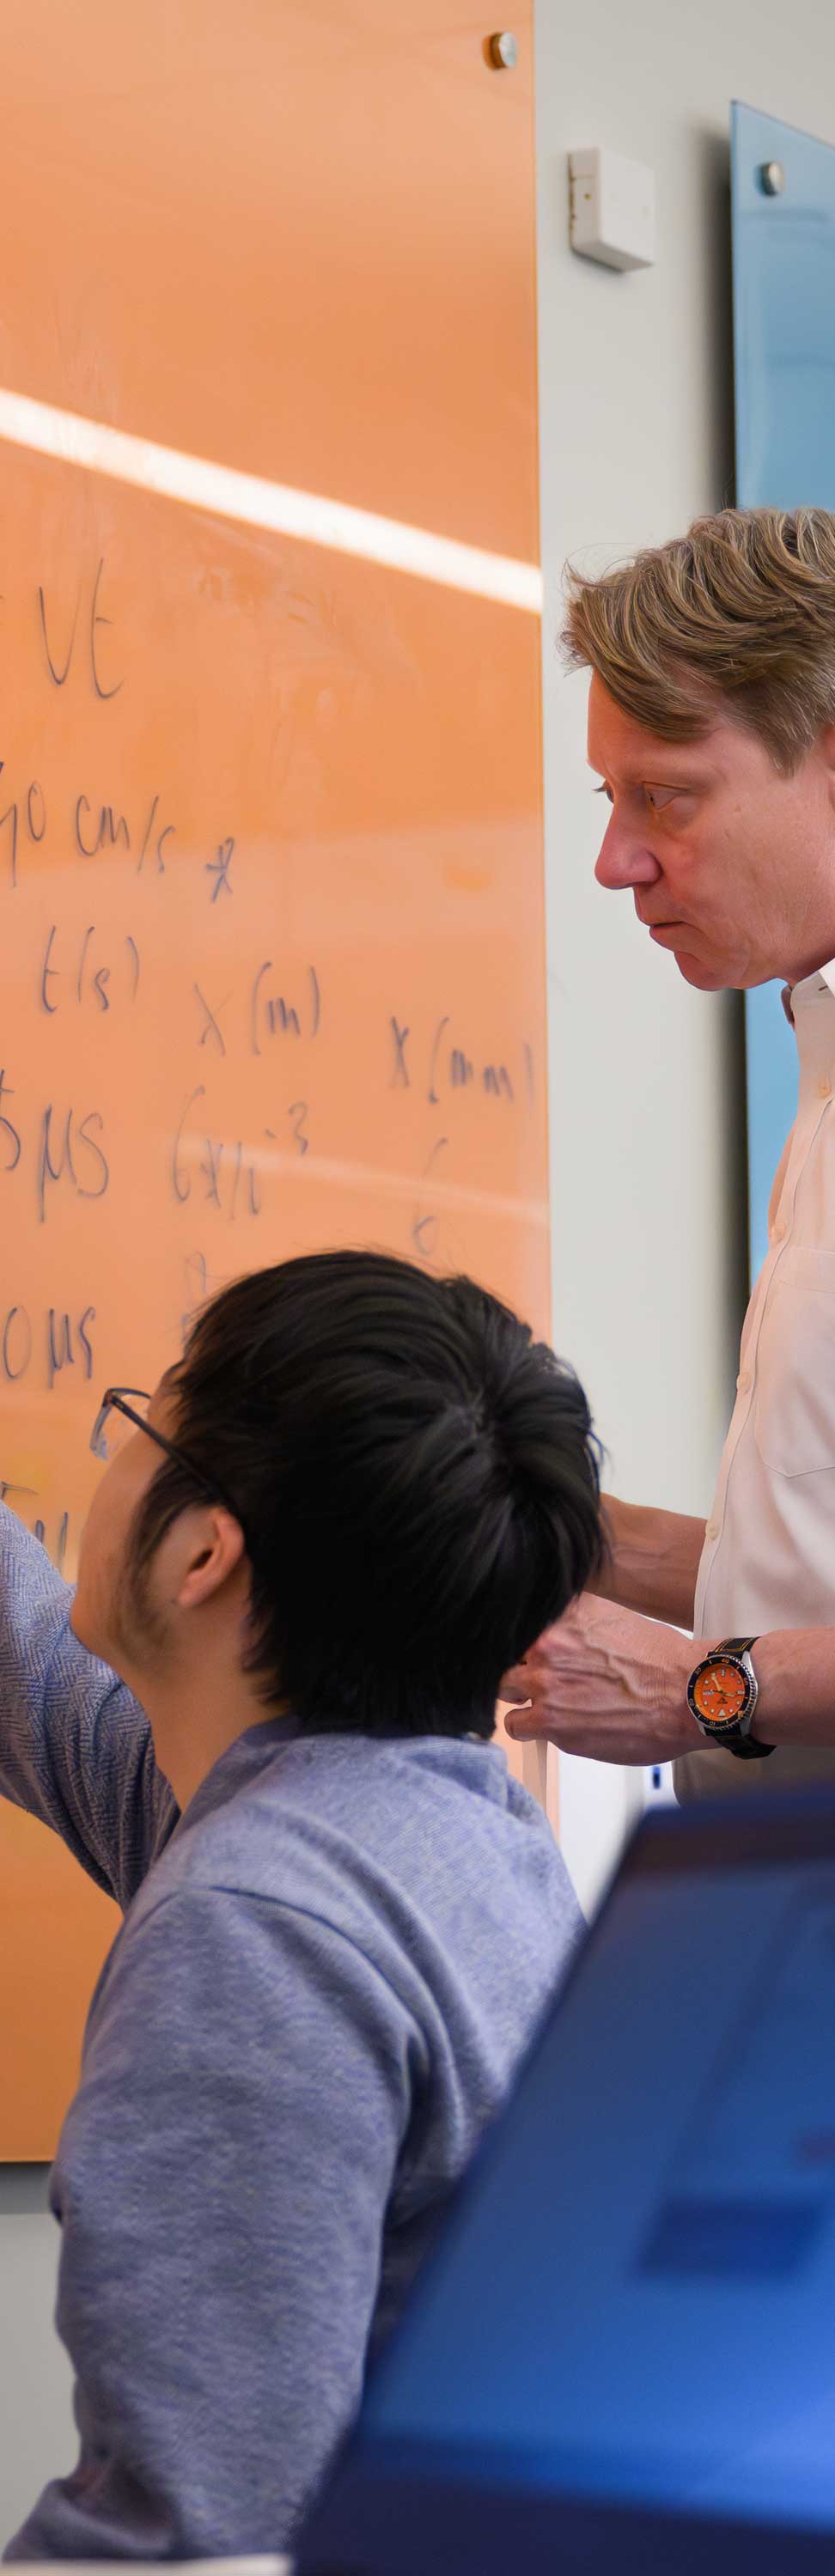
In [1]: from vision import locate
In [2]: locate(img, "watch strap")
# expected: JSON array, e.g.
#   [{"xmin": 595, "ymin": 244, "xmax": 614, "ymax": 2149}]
[
  {"xmin": 726, "ymin": 1731, "xmax": 773, "ymax": 1760},
  {"xmin": 716, "ymin": 1636, "xmax": 773, "ymax": 1759}
]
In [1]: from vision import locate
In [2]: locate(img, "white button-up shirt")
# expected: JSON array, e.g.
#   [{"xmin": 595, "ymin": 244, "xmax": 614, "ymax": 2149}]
[{"xmin": 676, "ymin": 961, "xmax": 835, "ymax": 1800}]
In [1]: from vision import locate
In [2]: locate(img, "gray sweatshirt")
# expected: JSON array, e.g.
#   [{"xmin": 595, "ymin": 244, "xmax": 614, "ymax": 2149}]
[{"xmin": 0, "ymin": 1503, "xmax": 582, "ymax": 2561}]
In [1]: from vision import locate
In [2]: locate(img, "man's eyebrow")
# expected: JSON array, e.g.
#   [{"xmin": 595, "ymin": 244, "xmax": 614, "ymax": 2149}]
[{"xmin": 588, "ymin": 759, "xmax": 711, "ymax": 788}]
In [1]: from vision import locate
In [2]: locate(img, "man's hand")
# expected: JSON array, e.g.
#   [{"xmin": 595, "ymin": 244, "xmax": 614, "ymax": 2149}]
[{"xmin": 501, "ymin": 1594, "xmax": 703, "ymax": 1766}]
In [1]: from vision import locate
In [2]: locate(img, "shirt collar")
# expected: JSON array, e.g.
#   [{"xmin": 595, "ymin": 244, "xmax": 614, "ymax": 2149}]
[{"xmin": 782, "ymin": 959, "xmax": 835, "ymax": 1026}]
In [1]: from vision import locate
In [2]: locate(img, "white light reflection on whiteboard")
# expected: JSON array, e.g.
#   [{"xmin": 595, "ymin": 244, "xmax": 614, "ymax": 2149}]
[
  {"xmin": 172, "ymin": 1136, "xmax": 549, "ymax": 1228},
  {"xmin": 0, "ymin": 388, "xmax": 542, "ymax": 613}
]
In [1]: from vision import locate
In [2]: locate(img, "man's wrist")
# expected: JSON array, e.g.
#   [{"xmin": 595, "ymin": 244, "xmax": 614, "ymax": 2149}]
[
  {"xmin": 747, "ymin": 1631, "xmax": 789, "ymax": 1745},
  {"xmin": 661, "ymin": 1631, "xmax": 710, "ymax": 1757}
]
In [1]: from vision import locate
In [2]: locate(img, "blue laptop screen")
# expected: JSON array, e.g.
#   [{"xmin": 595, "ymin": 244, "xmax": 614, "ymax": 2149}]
[{"xmin": 332, "ymin": 1806, "xmax": 835, "ymax": 2541}]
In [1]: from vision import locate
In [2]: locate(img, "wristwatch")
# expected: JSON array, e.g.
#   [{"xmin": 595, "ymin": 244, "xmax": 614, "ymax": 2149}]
[{"xmin": 686, "ymin": 1635, "xmax": 773, "ymax": 1759}]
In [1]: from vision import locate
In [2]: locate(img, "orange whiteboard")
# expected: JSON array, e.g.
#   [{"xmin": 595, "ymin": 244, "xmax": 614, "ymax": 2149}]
[{"xmin": 0, "ymin": 0, "xmax": 548, "ymax": 2155}]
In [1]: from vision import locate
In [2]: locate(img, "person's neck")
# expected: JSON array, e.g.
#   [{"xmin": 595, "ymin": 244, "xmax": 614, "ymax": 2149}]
[
  {"xmin": 782, "ymin": 924, "xmax": 835, "ymax": 990},
  {"xmin": 125, "ymin": 1658, "xmax": 274, "ymax": 1813}
]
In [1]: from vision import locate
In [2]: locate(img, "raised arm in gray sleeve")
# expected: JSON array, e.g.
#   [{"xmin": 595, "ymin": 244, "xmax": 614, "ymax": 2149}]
[{"xmin": 0, "ymin": 1502, "xmax": 176, "ymax": 1906}]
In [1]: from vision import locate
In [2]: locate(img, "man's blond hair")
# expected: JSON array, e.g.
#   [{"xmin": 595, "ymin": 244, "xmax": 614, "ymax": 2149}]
[{"xmin": 563, "ymin": 507, "xmax": 835, "ymax": 773}]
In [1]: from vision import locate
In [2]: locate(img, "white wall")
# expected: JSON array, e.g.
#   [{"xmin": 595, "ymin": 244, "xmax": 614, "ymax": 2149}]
[
  {"xmin": 0, "ymin": 2170, "xmax": 75, "ymax": 2548},
  {"xmin": 534, "ymin": 0, "xmax": 835, "ymax": 1914}
]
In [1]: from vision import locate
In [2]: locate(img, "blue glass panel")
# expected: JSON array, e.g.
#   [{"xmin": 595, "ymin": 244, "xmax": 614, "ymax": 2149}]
[{"xmin": 731, "ymin": 100, "xmax": 835, "ymax": 1278}]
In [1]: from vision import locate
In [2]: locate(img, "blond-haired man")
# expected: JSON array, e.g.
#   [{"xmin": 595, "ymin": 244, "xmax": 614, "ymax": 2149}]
[{"xmin": 503, "ymin": 506, "xmax": 835, "ymax": 1798}]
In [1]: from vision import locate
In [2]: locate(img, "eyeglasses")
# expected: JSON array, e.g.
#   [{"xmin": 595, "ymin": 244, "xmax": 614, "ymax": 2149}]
[{"xmin": 90, "ymin": 1386, "xmax": 242, "ymax": 1529}]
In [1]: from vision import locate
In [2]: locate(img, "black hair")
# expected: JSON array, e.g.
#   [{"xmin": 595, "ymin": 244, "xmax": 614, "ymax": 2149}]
[{"xmin": 131, "ymin": 1250, "xmax": 603, "ymax": 1739}]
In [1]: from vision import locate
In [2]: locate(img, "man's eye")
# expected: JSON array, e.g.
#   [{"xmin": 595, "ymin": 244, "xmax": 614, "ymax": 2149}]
[
  {"xmin": 594, "ymin": 783, "xmax": 613, "ymax": 805},
  {"xmin": 644, "ymin": 787, "xmax": 678, "ymax": 813}
]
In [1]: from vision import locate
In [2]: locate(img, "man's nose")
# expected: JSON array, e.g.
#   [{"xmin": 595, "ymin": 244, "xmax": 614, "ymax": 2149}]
[{"xmin": 594, "ymin": 815, "xmax": 661, "ymax": 893}]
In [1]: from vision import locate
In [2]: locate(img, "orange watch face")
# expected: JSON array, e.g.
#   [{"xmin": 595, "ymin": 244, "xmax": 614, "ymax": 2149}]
[{"xmin": 692, "ymin": 1659, "xmax": 747, "ymax": 1724}]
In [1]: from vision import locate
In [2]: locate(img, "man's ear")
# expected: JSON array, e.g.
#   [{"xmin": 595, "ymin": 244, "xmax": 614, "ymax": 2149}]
[
  {"xmin": 817, "ymin": 719, "xmax": 835, "ymax": 786},
  {"xmin": 174, "ymin": 1507, "xmax": 247, "ymax": 1609}
]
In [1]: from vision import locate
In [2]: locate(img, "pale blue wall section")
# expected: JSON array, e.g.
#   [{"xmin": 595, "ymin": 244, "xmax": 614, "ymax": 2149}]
[
  {"xmin": 732, "ymin": 100, "xmax": 835, "ymax": 1277},
  {"xmin": 744, "ymin": 984, "xmax": 797, "ymax": 1278}
]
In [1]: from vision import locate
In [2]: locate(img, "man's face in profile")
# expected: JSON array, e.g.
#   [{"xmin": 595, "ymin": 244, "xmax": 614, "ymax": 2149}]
[{"xmin": 588, "ymin": 673, "xmax": 835, "ymax": 992}]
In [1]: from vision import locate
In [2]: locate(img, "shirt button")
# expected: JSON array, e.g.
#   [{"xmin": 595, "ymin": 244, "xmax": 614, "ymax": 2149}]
[
  {"xmin": 705, "ymin": 1519, "xmax": 720, "ymax": 1543},
  {"xmin": 738, "ymin": 1369, "xmax": 752, "ymax": 1395},
  {"xmin": 820, "ymin": 1077, "xmax": 832, "ymax": 1099}
]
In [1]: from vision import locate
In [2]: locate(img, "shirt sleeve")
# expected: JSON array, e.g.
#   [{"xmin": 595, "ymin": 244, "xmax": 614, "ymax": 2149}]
[
  {"xmin": 0, "ymin": 1501, "xmax": 175, "ymax": 1906},
  {"xmin": 23, "ymin": 1885, "xmax": 418, "ymax": 2561}
]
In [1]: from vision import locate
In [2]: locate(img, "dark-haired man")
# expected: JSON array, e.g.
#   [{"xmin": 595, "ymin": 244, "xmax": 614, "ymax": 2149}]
[
  {"xmin": 1, "ymin": 1251, "xmax": 600, "ymax": 2561},
  {"xmin": 504, "ymin": 506, "xmax": 835, "ymax": 1799}
]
